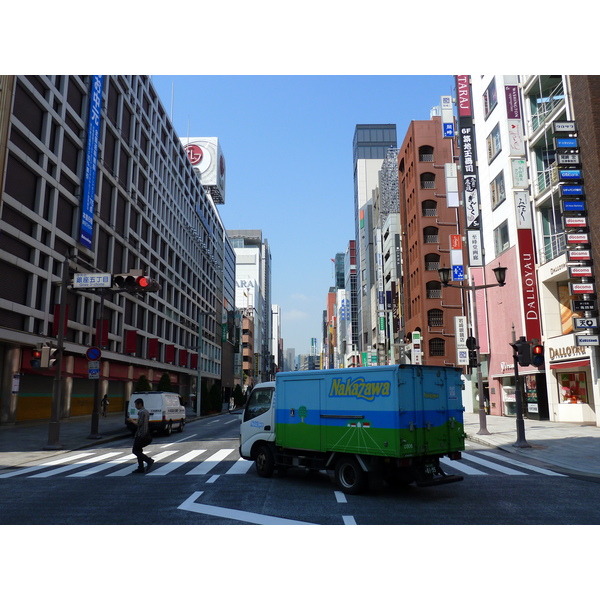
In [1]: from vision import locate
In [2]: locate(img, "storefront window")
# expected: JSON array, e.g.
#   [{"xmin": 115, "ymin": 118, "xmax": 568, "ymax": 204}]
[{"xmin": 558, "ymin": 372, "xmax": 589, "ymax": 404}]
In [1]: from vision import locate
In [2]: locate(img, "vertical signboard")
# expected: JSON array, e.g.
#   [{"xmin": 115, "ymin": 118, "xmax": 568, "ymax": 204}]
[
  {"xmin": 515, "ymin": 194, "xmax": 542, "ymax": 343},
  {"xmin": 455, "ymin": 316, "xmax": 469, "ymax": 366},
  {"xmin": 445, "ymin": 163, "xmax": 459, "ymax": 207},
  {"xmin": 455, "ymin": 76, "xmax": 481, "ymax": 242},
  {"xmin": 79, "ymin": 75, "xmax": 104, "ymax": 249}
]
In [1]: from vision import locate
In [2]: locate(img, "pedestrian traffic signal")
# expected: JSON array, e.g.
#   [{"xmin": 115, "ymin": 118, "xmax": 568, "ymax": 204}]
[
  {"xmin": 30, "ymin": 348, "xmax": 42, "ymax": 369},
  {"xmin": 510, "ymin": 336, "xmax": 531, "ymax": 367},
  {"xmin": 531, "ymin": 344, "xmax": 544, "ymax": 368},
  {"xmin": 42, "ymin": 345, "xmax": 59, "ymax": 369},
  {"xmin": 113, "ymin": 272, "xmax": 161, "ymax": 294},
  {"xmin": 468, "ymin": 349, "xmax": 478, "ymax": 368}
]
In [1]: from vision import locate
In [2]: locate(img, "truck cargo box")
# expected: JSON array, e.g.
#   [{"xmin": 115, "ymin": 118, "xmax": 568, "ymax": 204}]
[{"xmin": 274, "ymin": 364, "xmax": 464, "ymax": 458}]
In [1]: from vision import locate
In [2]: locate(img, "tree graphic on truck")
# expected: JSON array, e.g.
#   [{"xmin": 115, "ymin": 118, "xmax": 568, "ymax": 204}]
[{"xmin": 298, "ymin": 405, "xmax": 307, "ymax": 423}]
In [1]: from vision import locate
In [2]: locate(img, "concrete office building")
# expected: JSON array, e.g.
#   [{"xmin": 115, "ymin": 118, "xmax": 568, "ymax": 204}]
[
  {"xmin": 353, "ymin": 124, "xmax": 397, "ymax": 358},
  {"xmin": 0, "ymin": 75, "xmax": 230, "ymax": 423},
  {"xmin": 228, "ymin": 229, "xmax": 273, "ymax": 384}
]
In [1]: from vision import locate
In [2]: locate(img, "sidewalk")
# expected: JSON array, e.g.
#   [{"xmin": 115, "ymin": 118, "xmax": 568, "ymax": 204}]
[
  {"xmin": 1, "ymin": 408, "xmax": 600, "ymax": 480},
  {"xmin": 463, "ymin": 411, "xmax": 600, "ymax": 480},
  {"xmin": 0, "ymin": 406, "xmax": 206, "ymax": 470}
]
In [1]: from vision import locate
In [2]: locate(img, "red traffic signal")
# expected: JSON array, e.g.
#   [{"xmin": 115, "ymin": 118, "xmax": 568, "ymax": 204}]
[
  {"xmin": 113, "ymin": 272, "xmax": 161, "ymax": 293},
  {"xmin": 532, "ymin": 344, "xmax": 544, "ymax": 368},
  {"xmin": 30, "ymin": 349, "xmax": 42, "ymax": 369}
]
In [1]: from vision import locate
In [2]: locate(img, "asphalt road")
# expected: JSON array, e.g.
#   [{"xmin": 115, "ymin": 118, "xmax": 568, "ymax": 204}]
[{"xmin": 1, "ymin": 417, "xmax": 599, "ymax": 525}]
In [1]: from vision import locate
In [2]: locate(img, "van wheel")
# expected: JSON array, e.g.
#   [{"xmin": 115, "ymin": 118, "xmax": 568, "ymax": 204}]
[
  {"xmin": 164, "ymin": 421, "xmax": 172, "ymax": 436},
  {"xmin": 177, "ymin": 419, "xmax": 185, "ymax": 432},
  {"xmin": 334, "ymin": 457, "xmax": 367, "ymax": 494},
  {"xmin": 255, "ymin": 445, "xmax": 275, "ymax": 478}
]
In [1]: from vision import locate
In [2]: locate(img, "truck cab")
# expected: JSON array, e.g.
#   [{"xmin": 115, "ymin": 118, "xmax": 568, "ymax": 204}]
[{"xmin": 239, "ymin": 383, "xmax": 276, "ymax": 464}]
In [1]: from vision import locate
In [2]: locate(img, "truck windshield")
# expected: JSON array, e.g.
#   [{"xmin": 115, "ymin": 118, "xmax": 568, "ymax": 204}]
[{"xmin": 243, "ymin": 388, "xmax": 274, "ymax": 422}]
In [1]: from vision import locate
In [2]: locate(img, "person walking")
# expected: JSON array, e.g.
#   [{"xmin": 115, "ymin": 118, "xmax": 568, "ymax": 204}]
[
  {"xmin": 101, "ymin": 394, "xmax": 109, "ymax": 417},
  {"xmin": 127, "ymin": 398, "xmax": 155, "ymax": 474}
]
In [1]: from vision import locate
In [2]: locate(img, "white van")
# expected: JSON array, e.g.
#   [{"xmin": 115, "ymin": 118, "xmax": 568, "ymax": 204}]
[{"xmin": 125, "ymin": 391, "xmax": 186, "ymax": 436}]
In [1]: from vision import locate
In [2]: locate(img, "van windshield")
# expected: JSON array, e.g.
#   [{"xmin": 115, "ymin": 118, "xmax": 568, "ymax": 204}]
[{"xmin": 243, "ymin": 388, "xmax": 274, "ymax": 422}]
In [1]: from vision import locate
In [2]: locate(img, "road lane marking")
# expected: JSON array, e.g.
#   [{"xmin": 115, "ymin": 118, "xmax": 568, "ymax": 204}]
[
  {"xmin": 106, "ymin": 450, "xmax": 178, "ymax": 476},
  {"xmin": 440, "ymin": 457, "xmax": 486, "ymax": 475},
  {"xmin": 477, "ymin": 451, "xmax": 567, "ymax": 476},
  {"xmin": 177, "ymin": 491, "xmax": 318, "ymax": 525},
  {"xmin": 342, "ymin": 516, "xmax": 357, "ymax": 525},
  {"xmin": 225, "ymin": 458, "xmax": 253, "ymax": 475},
  {"xmin": 147, "ymin": 449, "xmax": 206, "ymax": 476},
  {"xmin": 207, "ymin": 475, "xmax": 219, "ymax": 483},
  {"xmin": 334, "ymin": 491, "xmax": 347, "ymax": 503},
  {"xmin": 186, "ymin": 449, "xmax": 235, "ymax": 475},
  {"xmin": 161, "ymin": 433, "xmax": 197, "ymax": 447},
  {"xmin": 460, "ymin": 453, "xmax": 528, "ymax": 475},
  {"xmin": 30, "ymin": 452, "xmax": 123, "ymax": 478},
  {"xmin": 0, "ymin": 453, "xmax": 94, "ymax": 478},
  {"xmin": 68, "ymin": 453, "xmax": 132, "ymax": 477}
]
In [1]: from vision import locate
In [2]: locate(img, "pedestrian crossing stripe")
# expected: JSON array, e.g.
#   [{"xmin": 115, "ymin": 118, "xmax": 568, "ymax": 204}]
[{"xmin": 0, "ymin": 449, "xmax": 567, "ymax": 479}]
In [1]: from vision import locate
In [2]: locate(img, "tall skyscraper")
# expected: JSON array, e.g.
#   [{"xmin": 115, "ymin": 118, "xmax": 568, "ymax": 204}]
[{"xmin": 353, "ymin": 124, "xmax": 397, "ymax": 357}]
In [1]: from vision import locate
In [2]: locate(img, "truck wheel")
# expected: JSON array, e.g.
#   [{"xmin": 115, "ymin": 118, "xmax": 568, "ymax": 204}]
[
  {"xmin": 334, "ymin": 457, "xmax": 367, "ymax": 494},
  {"xmin": 164, "ymin": 421, "xmax": 172, "ymax": 436},
  {"xmin": 177, "ymin": 419, "xmax": 185, "ymax": 432},
  {"xmin": 255, "ymin": 445, "xmax": 275, "ymax": 478}
]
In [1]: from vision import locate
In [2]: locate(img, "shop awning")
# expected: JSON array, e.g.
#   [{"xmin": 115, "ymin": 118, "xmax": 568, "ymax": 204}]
[{"xmin": 550, "ymin": 359, "xmax": 590, "ymax": 370}]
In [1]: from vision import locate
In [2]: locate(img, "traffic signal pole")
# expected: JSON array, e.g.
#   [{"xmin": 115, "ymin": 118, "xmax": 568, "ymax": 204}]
[
  {"xmin": 510, "ymin": 331, "xmax": 531, "ymax": 448},
  {"xmin": 44, "ymin": 253, "xmax": 70, "ymax": 450}
]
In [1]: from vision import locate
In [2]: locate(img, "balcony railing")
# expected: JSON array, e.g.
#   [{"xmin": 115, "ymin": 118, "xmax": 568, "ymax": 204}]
[
  {"xmin": 424, "ymin": 235, "xmax": 439, "ymax": 244},
  {"xmin": 543, "ymin": 232, "xmax": 567, "ymax": 264},
  {"xmin": 427, "ymin": 289, "xmax": 442, "ymax": 299},
  {"xmin": 529, "ymin": 81, "xmax": 565, "ymax": 134}
]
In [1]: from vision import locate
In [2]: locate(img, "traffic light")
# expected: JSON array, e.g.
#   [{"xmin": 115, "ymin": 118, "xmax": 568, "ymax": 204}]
[
  {"xmin": 465, "ymin": 337, "xmax": 478, "ymax": 367},
  {"xmin": 511, "ymin": 336, "xmax": 531, "ymax": 367},
  {"xmin": 531, "ymin": 344, "xmax": 544, "ymax": 368},
  {"xmin": 113, "ymin": 272, "xmax": 161, "ymax": 293},
  {"xmin": 41, "ymin": 344, "xmax": 59, "ymax": 369},
  {"xmin": 30, "ymin": 348, "xmax": 42, "ymax": 369}
]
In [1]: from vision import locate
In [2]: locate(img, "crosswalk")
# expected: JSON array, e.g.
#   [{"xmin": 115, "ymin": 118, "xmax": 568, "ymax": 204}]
[{"xmin": 0, "ymin": 447, "xmax": 566, "ymax": 480}]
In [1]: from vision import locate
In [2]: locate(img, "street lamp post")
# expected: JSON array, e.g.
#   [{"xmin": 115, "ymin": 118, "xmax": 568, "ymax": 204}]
[{"xmin": 438, "ymin": 265, "xmax": 507, "ymax": 436}]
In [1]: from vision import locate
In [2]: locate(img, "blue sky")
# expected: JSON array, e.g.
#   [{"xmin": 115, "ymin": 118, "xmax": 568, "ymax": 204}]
[{"xmin": 151, "ymin": 75, "xmax": 455, "ymax": 355}]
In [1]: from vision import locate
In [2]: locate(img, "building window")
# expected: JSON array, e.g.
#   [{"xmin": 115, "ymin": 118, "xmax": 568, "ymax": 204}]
[
  {"xmin": 483, "ymin": 78, "xmax": 498, "ymax": 118},
  {"xmin": 559, "ymin": 372, "xmax": 589, "ymax": 404},
  {"xmin": 420, "ymin": 173, "xmax": 436, "ymax": 189},
  {"xmin": 424, "ymin": 253, "xmax": 440, "ymax": 271},
  {"xmin": 493, "ymin": 220, "xmax": 510, "ymax": 255},
  {"xmin": 426, "ymin": 281, "xmax": 442, "ymax": 299},
  {"xmin": 486, "ymin": 123, "xmax": 502, "ymax": 163},
  {"xmin": 429, "ymin": 337, "xmax": 445, "ymax": 356},
  {"xmin": 422, "ymin": 200, "xmax": 437, "ymax": 217},
  {"xmin": 419, "ymin": 145, "xmax": 434, "ymax": 162},
  {"xmin": 423, "ymin": 226, "xmax": 439, "ymax": 245},
  {"xmin": 490, "ymin": 170, "xmax": 506, "ymax": 210},
  {"xmin": 428, "ymin": 309, "xmax": 444, "ymax": 327}
]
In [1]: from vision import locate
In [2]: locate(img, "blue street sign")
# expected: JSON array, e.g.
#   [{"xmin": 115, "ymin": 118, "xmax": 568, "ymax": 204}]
[
  {"xmin": 443, "ymin": 123, "xmax": 455, "ymax": 138},
  {"xmin": 452, "ymin": 265, "xmax": 465, "ymax": 281}
]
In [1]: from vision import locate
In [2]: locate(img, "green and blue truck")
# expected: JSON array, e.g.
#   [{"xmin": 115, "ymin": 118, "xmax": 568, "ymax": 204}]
[{"xmin": 239, "ymin": 364, "xmax": 465, "ymax": 493}]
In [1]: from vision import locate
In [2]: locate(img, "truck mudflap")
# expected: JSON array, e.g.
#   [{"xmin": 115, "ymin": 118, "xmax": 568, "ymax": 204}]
[{"xmin": 415, "ymin": 460, "xmax": 463, "ymax": 487}]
